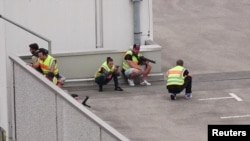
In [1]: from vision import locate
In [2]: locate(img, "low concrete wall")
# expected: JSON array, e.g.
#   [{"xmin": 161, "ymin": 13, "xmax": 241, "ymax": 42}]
[
  {"xmin": 54, "ymin": 44, "xmax": 162, "ymax": 80},
  {"xmin": 21, "ymin": 43, "xmax": 163, "ymax": 79},
  {"xmin": 21, "ymin": 42, "xmax": 163, "ymax": 88},
  {"xmin": 9, "ymin": 54, "xmax": 130, "ymax": 141}
]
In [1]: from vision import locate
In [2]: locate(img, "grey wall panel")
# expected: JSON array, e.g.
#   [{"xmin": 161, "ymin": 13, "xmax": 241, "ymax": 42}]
[
  {"xmin": 56, "ymin": 96, "xmax": 64, "ymax": 141},
  {"xmin": 14, "ymin": 63, "xmax": 57, "ymax": 141},
  {"xmin": 11, "ymin": 55, "xmax": 130, "ymax": 141},
  {"xmin": 57, "ymin": 96, "xmax": 100, "ymax": 141},
  {"xmin": 101, "ymin": 129, "xmax": 119, "ymax": 141}
]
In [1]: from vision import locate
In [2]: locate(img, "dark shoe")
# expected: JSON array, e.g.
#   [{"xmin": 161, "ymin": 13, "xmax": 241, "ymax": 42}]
[
  {"xmin": 170, "ymin": 93, "xmax": 176, "ymax": 100},
  {"xmin": 115, "ymin": 87, "xmax": 123, "ymax": 91},
  {"xmin": 99, "ymin": 85, "xmax": 103, "ymax": 92}
]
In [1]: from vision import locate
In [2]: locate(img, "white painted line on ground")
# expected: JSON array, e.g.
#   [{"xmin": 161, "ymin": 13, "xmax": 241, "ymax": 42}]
[
  {"xmin": 221, "ymin": 115, "xmax": 250, "ymax": 119},
  {"xmin": 198, "ymin": 97, "xmax": 233, "ymax": 101},
  {"xmin": 198, "ymin": 93, "xmax": 243, "ymax": 101},
  {"xmin": 229, "ymin": 93, "xmax": 243, "ymax": 101}
]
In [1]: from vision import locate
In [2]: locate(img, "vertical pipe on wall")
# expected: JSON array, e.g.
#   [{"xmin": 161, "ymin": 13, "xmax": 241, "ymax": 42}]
[
  {"xmin": 95, "ymin": 0, "xmax": 103, "ymax": 48},
  {"xmin": 132, "ymin": 0, "xmax": 142, "ymax": 45}
]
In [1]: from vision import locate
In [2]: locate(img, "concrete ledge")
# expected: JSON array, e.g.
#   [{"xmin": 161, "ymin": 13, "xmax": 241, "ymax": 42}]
[
  {"xmin": 63, "ymin": 73, "xmax": 164, "ymax": 89},
  {"xmin": 192, "ymin": 71, "xmax": 250, "ymax": 82}
]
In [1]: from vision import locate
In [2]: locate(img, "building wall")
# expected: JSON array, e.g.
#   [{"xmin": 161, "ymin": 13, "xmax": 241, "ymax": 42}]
[
  {"xmin": 0, "ymin": 0, "xmax": 154, "ymax": 140},
  {"xmin": 9, "ymin": 55, "xmax": 129, "ymax": 141},
  {"xmin": 3, "ymin": 0, "xmax": 153, "ymax": 55},
  {"xmin": 0, "ymin": 0, "xmax": 8, "ymax": 139}
]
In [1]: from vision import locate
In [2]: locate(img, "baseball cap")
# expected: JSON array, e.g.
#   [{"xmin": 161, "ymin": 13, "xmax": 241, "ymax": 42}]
[{"xmin": 133, "ymin": 44, "xmax": 140, "ymax": 50}]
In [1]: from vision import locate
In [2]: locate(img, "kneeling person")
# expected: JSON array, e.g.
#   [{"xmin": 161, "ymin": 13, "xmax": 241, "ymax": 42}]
[
  {"xmin": 166, "ymin": 59, "xmax": 192, "ymax": 100},
  {"xmin": 94, "ymin": 57, "xmax": 123, "ymax": 92}
]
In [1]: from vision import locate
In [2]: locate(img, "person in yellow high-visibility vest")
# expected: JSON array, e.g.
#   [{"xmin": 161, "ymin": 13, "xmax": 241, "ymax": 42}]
[
  {"xmin": 32, "ymin": 48, "xmax": 63, "ymax": 87},
  {"xmin": 122, "ymin": 44, "xmax": 152, "ymax": 86},
  {"xmin": 166, "ymin": 59, "xmax": 192, "ymax": 100},
  {"xmin": 94, "ymin": 57, "xmax": 123, "ymax": 92}
]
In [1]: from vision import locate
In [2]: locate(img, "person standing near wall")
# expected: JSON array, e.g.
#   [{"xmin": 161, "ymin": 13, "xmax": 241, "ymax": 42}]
[
  {"xmin": 166, "ymin": 59, "xmax": 192, "ymax": 100},
  {"xmin": 94, "ymin": 57, "xmax": 123, "ymax": 92}
]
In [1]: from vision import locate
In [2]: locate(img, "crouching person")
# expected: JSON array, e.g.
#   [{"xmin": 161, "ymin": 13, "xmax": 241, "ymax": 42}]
[
  {"xmin": 94, "ymin": 57, "xmax": 123, "ymax": 92},
  {"xmin": 32, "ymin": 48, "xmax": 63, "ymax": 87},
  {"xmin": 166, "ymin": 59, "xmax": 192, "ymax": 100}
]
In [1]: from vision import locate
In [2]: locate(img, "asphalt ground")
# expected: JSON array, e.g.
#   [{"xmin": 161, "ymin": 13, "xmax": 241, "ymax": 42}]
[
  {"xmin": 67, "ymin": 1, "xmax": 250, "ymax": 141},
  {"xmin": 68, "ymin": 73, "xmax": 250, "ymax": 141}
]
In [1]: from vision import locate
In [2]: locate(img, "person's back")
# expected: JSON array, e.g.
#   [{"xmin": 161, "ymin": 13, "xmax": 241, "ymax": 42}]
[{"xmin": 166, "ymin": 59, "xmax": 192, "ymax": 100}]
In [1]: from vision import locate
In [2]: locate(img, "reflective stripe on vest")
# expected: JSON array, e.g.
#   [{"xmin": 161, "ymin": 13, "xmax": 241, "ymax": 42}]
[
  {"xmin": 166, "ymin": 66, "xmax": 185, "ymax": 86},
  {"xmin": 52, "ymin": 77, "xmax": 58, "ymax": 85},
  {"xmin": 94, "ymin": 61, "xmax": 115, "ymax": 78},
  {"xmin": 122, "ymin": 49, "xmax": 142, "ymax": 70},
  {"xmin": 44, "ymin": 74, "xmax": 58, "ymax": 85},
  {"xmin": 39, "ymin": 55, "xmax": 59, "ymax": 75}
]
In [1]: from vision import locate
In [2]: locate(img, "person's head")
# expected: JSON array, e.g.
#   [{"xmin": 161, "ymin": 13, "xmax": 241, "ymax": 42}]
[
  {"xmin": 71, "ymin": 94, "xmax": 80, "ymax": 101},
  {"xmin": 176, "ymin": 59, "xmax": 184, "ymax": 66},
  {"xmin": 132, "ymin": 44, "xmax": 140, "ymax": 55},
  {"xmin": 38, "ymin": 48, "xmax": 49, "ymax": 60},
  {"xmin": 29, "ymin": 43, "xmax": 39, "ymax": 54},
  {"xmin": 106, "ymin": 57, "xmax": 114, "ymax": 68}
]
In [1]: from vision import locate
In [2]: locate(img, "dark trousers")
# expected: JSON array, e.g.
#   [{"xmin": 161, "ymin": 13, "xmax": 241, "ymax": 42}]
[
  {"xmin": 166, "ymin": 76, "xmax": 192, "ymax": 94},
  {"xmin": 95, "ymin": 72, "xmax": 119, "ymax": 88}
]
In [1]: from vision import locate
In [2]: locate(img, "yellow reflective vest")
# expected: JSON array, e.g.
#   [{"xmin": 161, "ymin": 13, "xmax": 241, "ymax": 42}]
[
  {"xmin": 44, "ymin": 74, "xmax": 58, "ymax": 85},
  {"xmin": 122, "ymin": 49, "xmax": 142, "ymax": 70},
  {"xmin": 51, "ymin": 76, "xmax": 58, "ymax": 85},
  {"xmin": 166, "ymin": 66, "xmax": 185, "ymax": 86},
  {"xmin": 94, "ymin": 61, "xmax": 115, "ymax": 78},
  {"xmin": 39, "ymin": 55, "xmax": 59, "ymax": 75}
]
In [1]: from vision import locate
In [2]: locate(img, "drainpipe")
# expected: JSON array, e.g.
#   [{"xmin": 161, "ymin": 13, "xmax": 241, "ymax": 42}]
[
  {"xmin": 95, "ymin": 0, "xmax": 103, "ymax": 48},
  {"xmin": 132, "ymin": 0, "xmax": 142, "ymax": 45}
]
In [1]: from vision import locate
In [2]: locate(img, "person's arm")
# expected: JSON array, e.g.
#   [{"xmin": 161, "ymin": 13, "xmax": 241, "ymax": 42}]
[
  {"xmin": 183, "ymin": 69, "xmax": 189, "ymax": 77},
  {"xmin": 114, "ymin": 65, "xmax": 120, "ymax": 73},
  {"xmin": 125, "ymin": 54, "xmax": 141, "ymax": 70},
  {"xmin": 31, "ymin": 56, "xmax": 38, "ymax": 64},
  {"xmin": 32, "ymin": 60, "xmax": 40, "ymax": 69},
  {"xmin": 99, "ymin": 67, "xmax": 112, "ymax": 78},
  {"xmin": 50, "ymin": 60, "xmax": 56, "ymax": 73}
]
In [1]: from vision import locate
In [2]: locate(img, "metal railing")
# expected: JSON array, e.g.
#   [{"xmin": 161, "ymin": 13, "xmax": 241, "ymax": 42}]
[{"xmin": 0, "ymin": 14, "xmax": 52, "ymax": 54}]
